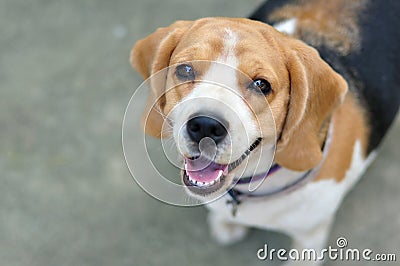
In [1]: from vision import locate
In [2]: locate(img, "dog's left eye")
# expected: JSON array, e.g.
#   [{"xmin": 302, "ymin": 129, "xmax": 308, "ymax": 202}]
[
  {"xmin": 175, "ymin": 64, "xmax": 195, "ymax": 81},
  {"xmin": 247, "ymin": 79, "xmax": 272, "ymax": 95}
]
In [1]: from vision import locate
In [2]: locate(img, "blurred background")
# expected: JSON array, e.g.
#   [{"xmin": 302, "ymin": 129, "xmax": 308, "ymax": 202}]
[{"xmin": 1, "ymin": 0, "xmax": 399, "ymax": 265}]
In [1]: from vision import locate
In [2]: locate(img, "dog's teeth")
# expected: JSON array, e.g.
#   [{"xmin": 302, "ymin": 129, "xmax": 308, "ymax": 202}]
[
  {"xmin": 188, "ymin": 175, "xmax": 196, "ymax": 184},
  {"xmin": 217, "ymin": 170, "xmax": 223, "ymax": 180},
  {"xmin": 185, "ymin": 169, "xmax": 222, "ymax": 187}
]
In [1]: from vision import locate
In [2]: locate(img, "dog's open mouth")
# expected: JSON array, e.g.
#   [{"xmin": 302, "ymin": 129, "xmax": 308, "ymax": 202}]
[{"xmin": 182, "ymin": 138, "xmax": 262, "ymax": 195}]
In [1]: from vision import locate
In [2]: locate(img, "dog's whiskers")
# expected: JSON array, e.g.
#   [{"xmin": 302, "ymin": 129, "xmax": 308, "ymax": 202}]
[{"xmin": 160, "ymin": 128, "xmax": 173, "ymax": 139}]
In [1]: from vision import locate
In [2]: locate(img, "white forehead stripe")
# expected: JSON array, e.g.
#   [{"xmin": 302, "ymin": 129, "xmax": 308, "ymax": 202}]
[
  {"xmin": 220, "ymin": 28, "xmax": 239, "ymax": 68},
  {"xmin": 196, "ymin": 28, "xmax": 240, "ymax": 88},
  {"xmin": 273, "ymin": 18, "xmax": 297, "ymax": 35}
]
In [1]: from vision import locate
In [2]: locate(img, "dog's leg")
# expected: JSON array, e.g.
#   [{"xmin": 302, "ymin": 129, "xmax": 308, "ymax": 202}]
[
  {"xmin": 282, "ymin": 218, "xmax": 334, "ymax": 266},
  {"xmin": 207, "ymin": 212, "xmax": 249, "ymax": 245}
]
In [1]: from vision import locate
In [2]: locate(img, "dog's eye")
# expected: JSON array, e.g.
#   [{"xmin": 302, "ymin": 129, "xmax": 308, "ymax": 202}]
[
  {"xmin": 248, "ymin": 79, "xmax": 272, "ymax": 95},
  {"xmin": 175, "ymin": 64, "xmax": 195, "ymax": 81}
]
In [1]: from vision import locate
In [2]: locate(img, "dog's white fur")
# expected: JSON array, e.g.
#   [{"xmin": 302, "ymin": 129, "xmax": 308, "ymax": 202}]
[{"xmin": 274, "ymin": 18, "xmax": 298, "ymax": 35}]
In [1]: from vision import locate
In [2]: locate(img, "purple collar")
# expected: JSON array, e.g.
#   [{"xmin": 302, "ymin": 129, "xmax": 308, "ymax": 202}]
[{"xmin": 235, "ymin": 164, "xmax": 281, "ymax": 185}]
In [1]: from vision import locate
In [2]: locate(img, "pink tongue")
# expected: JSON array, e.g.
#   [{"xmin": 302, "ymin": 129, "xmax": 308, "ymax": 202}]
[{"xmin": 185, "ymin": 156, "xmax": 228, "ymax": 183}]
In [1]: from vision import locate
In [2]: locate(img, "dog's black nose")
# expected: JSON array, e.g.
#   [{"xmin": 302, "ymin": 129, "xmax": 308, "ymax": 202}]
[{"xmin": 186, "ymin": 116, "xmax": 228, "ymax": 144}]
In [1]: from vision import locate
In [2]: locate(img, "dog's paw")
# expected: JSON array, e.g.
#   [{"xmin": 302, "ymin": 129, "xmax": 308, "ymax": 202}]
[{"xmin": 207, "ymin": 213, "xmax": 249, "ymax": 245}]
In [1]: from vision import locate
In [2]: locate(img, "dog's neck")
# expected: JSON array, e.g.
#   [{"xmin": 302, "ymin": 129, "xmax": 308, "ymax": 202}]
[{"xmin": 233, "ymin": 118, "xmax": 332, "ymax": 196}]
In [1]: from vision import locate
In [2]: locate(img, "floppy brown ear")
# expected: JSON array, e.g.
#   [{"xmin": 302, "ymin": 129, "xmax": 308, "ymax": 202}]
[
  {"xmin": 274, "ymin": 40, "xmax": 348, "ymax": 171},
  {"xmin": 130, "ymin": 20, "xmax": 192, "ymax": 138}
]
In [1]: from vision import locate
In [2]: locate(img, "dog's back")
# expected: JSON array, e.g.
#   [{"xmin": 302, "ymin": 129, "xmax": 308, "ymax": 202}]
[{"xmin": 250, "ymin": 0, "xmax": 400, "ymax": 152}]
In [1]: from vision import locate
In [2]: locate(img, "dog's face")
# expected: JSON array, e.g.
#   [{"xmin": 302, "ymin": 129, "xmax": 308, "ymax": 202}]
[{"xmin": 131, "ymin": 18, "xmax": 347, "ymax": 199}]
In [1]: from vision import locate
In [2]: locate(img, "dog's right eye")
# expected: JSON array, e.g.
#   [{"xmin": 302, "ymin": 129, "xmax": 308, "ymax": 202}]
[{"xmin": 175, "ymin": 64, "xmax": 195, "ymax": 81}]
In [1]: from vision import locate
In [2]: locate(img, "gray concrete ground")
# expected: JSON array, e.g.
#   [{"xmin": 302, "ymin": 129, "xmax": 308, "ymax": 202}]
[{"xmin": 1, "ymin": 0, "xmax": 399, "ymax": 265}]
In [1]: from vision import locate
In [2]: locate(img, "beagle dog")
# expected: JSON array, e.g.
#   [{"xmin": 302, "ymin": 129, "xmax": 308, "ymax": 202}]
[{"xmin": 130, "ymin": 0, "xmax": 399, "ymax": 264}]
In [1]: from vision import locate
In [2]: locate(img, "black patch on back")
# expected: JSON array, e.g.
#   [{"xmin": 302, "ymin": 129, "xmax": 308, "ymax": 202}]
[{"xmin": 341, "ymin": 0, "xmax": 400, "ymax": 152}]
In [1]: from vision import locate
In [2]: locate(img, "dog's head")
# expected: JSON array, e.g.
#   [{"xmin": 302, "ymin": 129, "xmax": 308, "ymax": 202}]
[{"xmin": 130, "ymin": 18, "xmax": 347, "ymax": 199}]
